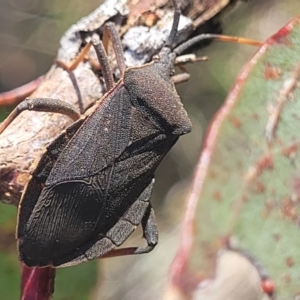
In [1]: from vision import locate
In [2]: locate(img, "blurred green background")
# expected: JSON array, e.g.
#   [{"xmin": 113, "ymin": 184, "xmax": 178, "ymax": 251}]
[{"xmin": 0, "ymin": 0, "xmax": 299, "ymax": 299}]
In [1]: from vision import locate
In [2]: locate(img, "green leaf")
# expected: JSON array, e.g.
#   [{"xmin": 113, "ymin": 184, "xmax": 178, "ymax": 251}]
[{"xmin": 168, "ymin": 16, "xmax": 300, "ymax": 299}]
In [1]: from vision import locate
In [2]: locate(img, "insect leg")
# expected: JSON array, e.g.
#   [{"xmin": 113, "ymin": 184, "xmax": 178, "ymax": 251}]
[
  {"xmin": 172, "ymin": 55, "xmax": 209, "ymax": 84},
  {"xmin": 100, "ymin": 179, "xmax": 158, "ymax": 258},
  {"xmin": 175, "ymin": 54, "xmax": 208, "ymax": 65},
  {"xmin": 100, "ymin": 204, "xmax": 158, "ymax": 258},
  {"xmin": 104, "ymin": 22, "xmax": 126, "ymax": 76},
  {"xmin": 134, "ymin": 204, "xmax": 158, "ymax": 254},
  {"xmin": 0, "ymin": 98, "xmax": 81, "ymax": 134},
  {"xmin": 172, "ymin": 73, "xmax": 190, "ymax": 84},
  {"xmin": 55, "ymin": 42, "xmax": 92, "ymax": 72}
]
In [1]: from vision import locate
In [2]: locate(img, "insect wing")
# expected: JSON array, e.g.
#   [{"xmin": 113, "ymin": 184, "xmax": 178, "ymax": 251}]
[
  {"xmin": 18, "ymin": 84, "xmax": 133, "ymax": 266},
  {"xmin": 46, "ymin": 84, "xmax": 132, "ymax": 185},
  {"xmin": 17, "ymin": 118, "xmax": 85, "ymax": 236}
]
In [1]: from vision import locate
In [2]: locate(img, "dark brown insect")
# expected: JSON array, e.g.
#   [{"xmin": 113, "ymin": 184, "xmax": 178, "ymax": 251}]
[{"xmin": 0, "ymin": 0, "xmax": 243, "ymax": 267}]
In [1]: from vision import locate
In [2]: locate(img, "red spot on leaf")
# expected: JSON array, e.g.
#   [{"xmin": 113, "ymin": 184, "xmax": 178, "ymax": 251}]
[
  {"xmin": 258, "ymin": 156, "xmax": 273, "ymax": 169},
  {"xmin": 209, "ymin": 169, "xmax": 217, "ymax": 179},
  {"xmin": 293, "ymin": 176, "xmax": 300, "ymax": 199},
  {"xmin": 270, "ymin": 188, "xmax": 276, "ymax": 196},
  {"xmin": 258, "ymin": 156, "xmax": 273, "ymax": 171},
  {"xmin": 245, "ymin": 155, "xmax": 273, "ymax": 183},
  {"xmin": 286, "ymin": 256, "xmax": 295, "ymax": 267},
  {"xmin": 213, "ymin": 190, "xmax": 222, "ymax": 202},
  {"xmin": 253, "ymin": 181, "xmax": 265, "ymax": 194},
  {"xmin": 271, "ymin": 27, "xmax": 291, "ymax": 45},
  {"xmin": 272, "ymin": 233, "xmax": 281, "ymax": 242},
  {"xmin": 229, "ymin": 116, "xmax": 242, "ymax": 128},
  {"xmin": 281, "ymin": 197, "xmax": 298, "ymax": 221},
  {"xmin": 282, "ymin": 274, "xmax": 291, "ymax": 283},
  {"xmin": 221, "ymin": 235, "xmax": 232, "ymax": 248},
  {"xmin": 261, "ymin": 278, "xmax": 275, "ymax": 296},
  {"xmin": 282, "ymin": 144, "xmax": 298, "ymax": 158},
  {"xmin": 262, "ymin": 199, "xmax": 275, "ymax": 218},
  {"xmin": 242, "ymin": 195, "xmax": 248, "ymax": 203},
  {"xmin": 264, "ymin": 63, "xmax": 282, "ymax": 80}
]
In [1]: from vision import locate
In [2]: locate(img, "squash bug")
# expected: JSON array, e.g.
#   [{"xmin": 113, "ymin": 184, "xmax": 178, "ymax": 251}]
[{"xmin": 0, "ymin": 0, "xmax": 259, "ymax": 267}]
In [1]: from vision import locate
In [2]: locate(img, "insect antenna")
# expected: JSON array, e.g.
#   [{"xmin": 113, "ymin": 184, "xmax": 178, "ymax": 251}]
[
  {"xmin": 166, "ymin": 0, "xmax": 261, "ymax": 59},
  {"xmin": 174, "ymin": 34, "xmax": 262, "ymax": 56},
  {"xmin": 165, "ymin": 0, "xmax": 181, "ymax": 48}
]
